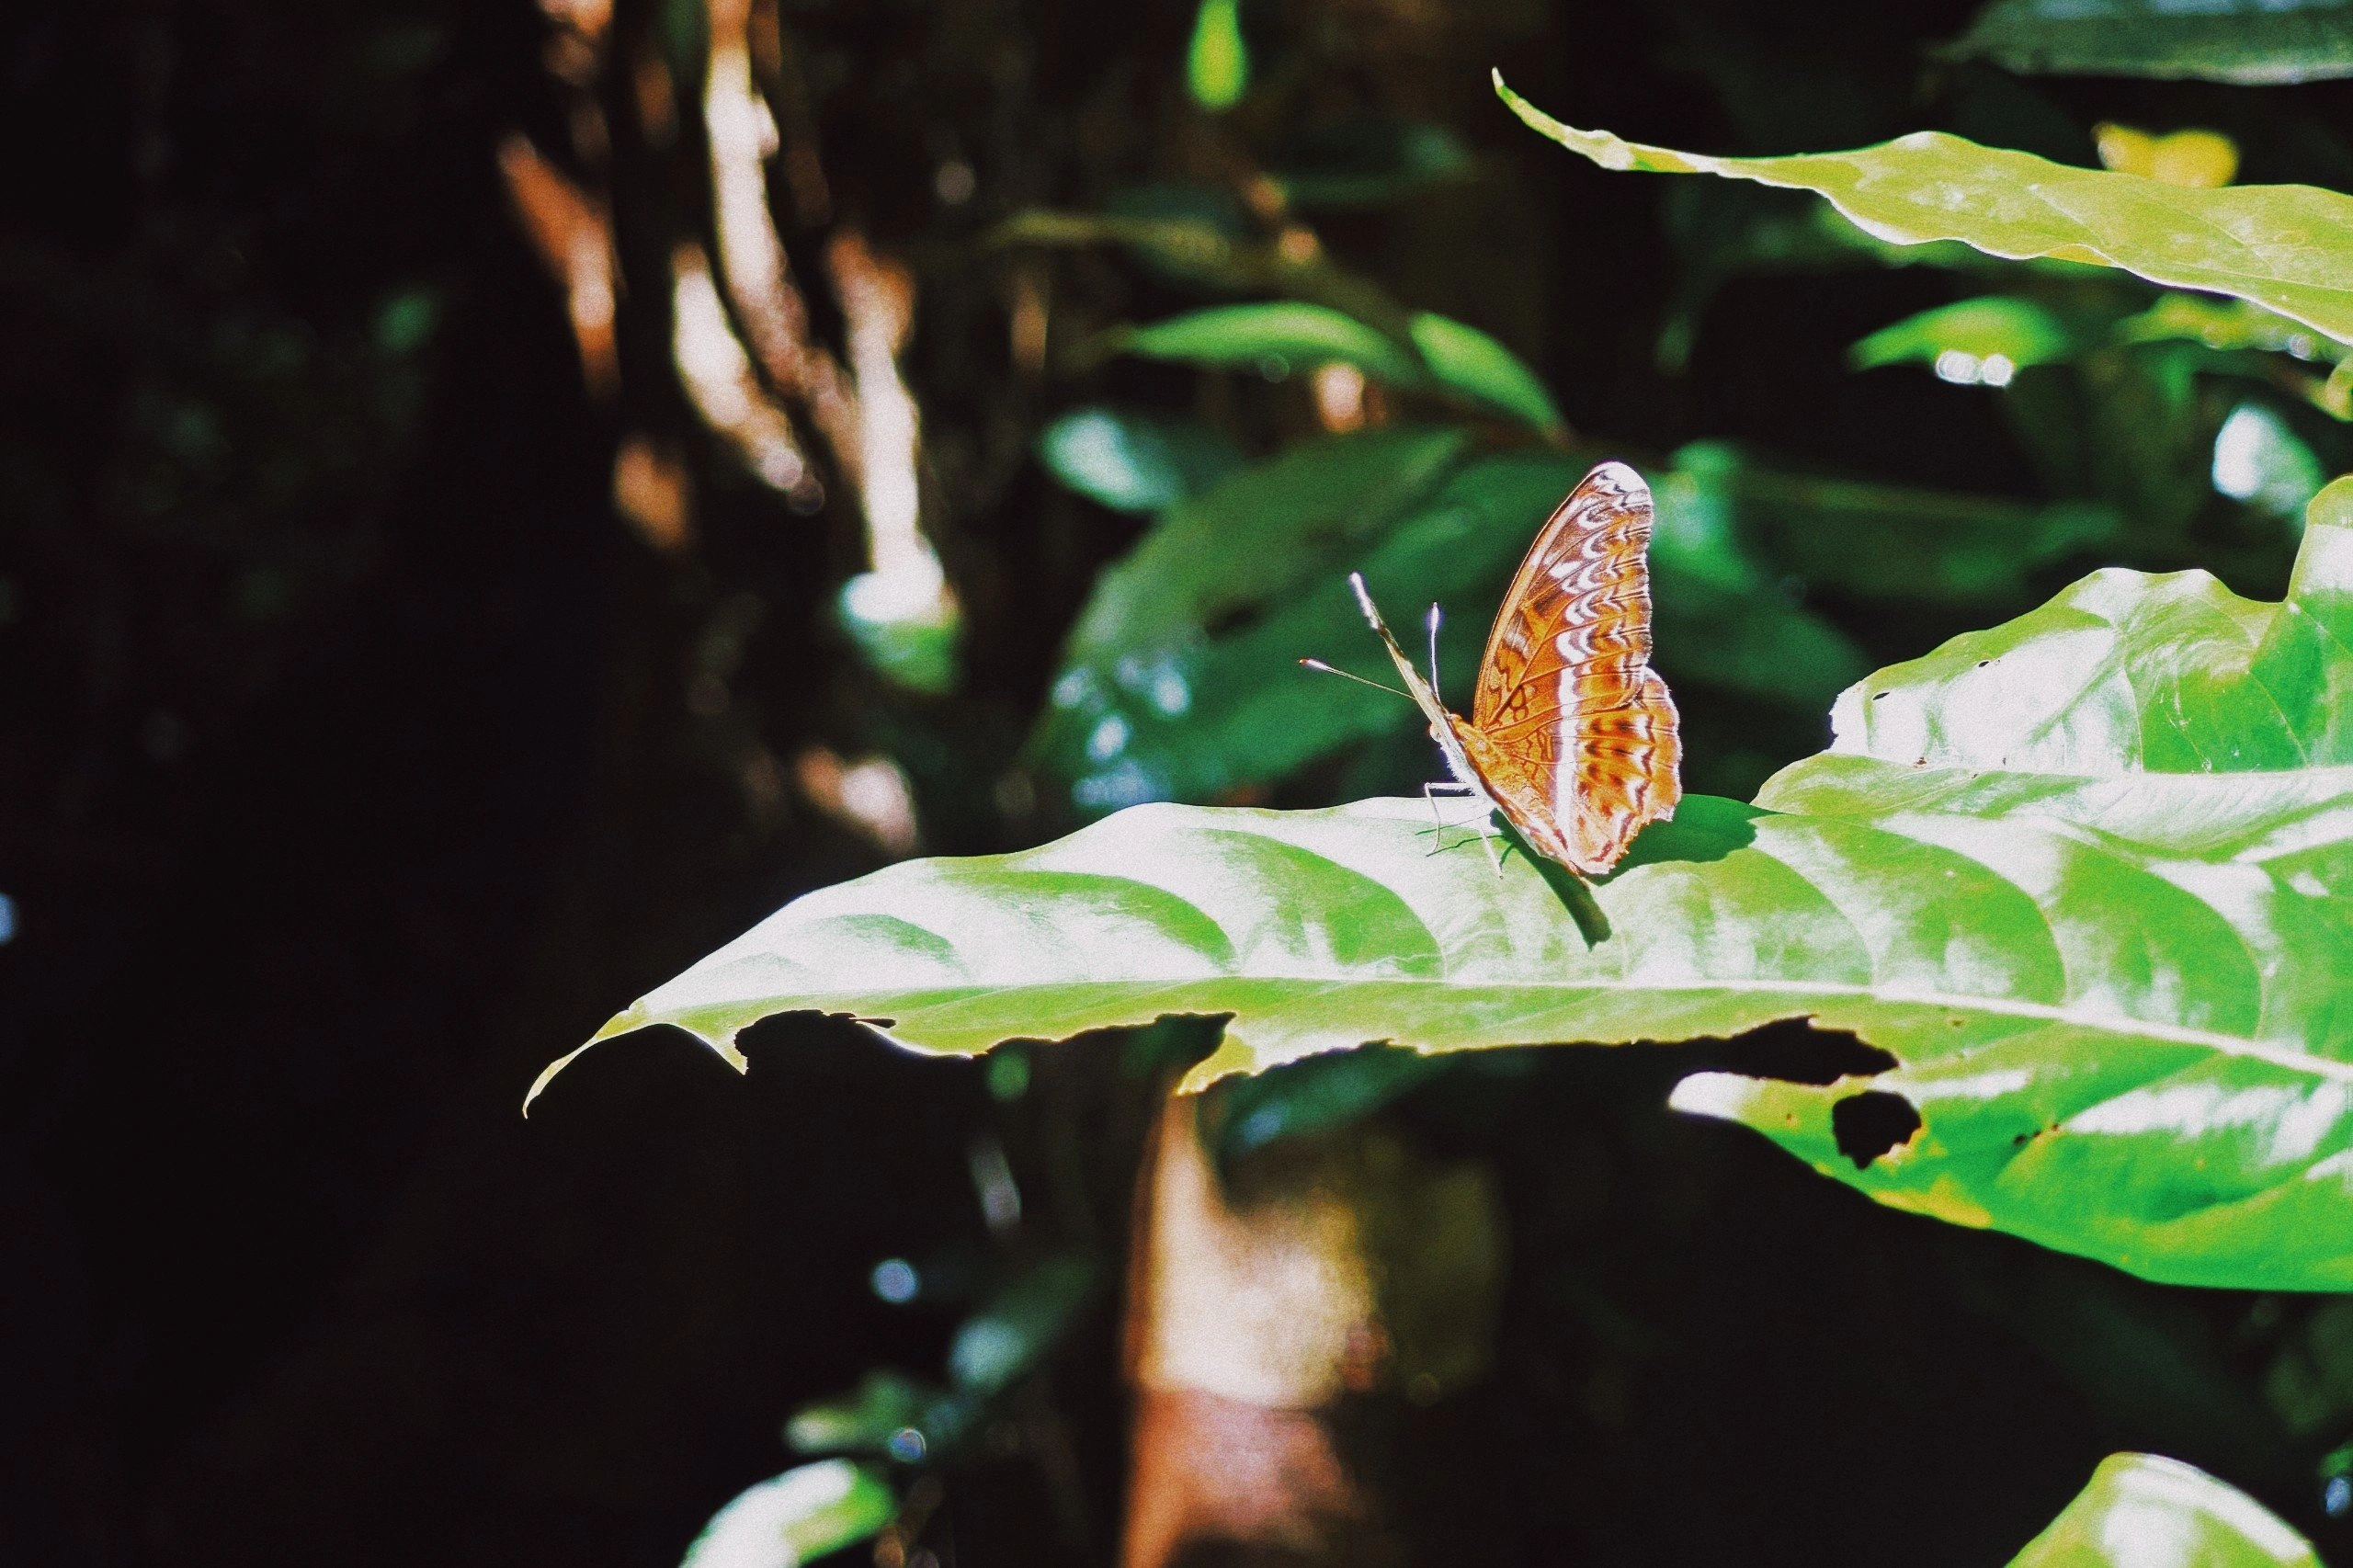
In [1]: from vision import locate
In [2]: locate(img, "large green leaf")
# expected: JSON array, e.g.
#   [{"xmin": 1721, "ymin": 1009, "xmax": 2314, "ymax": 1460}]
[
  {"xmin": 1945, "ymin": 0, "xmax": 2353, "ymax": 87},
  {"xmin": 1673, "ymin": 476, "xmax": 2353, "ymax": 1289},
  {"xmin": 2007, "ymin": 1454, "xmax": 2317, "ymax": 1568},
  {"xmin": 1495, "ymin": 74, "xmax": 2353, "ymax": 350},
  {"xmin": 542, "ymin": 482, "xmax": 2353, "ymax": 1291}
]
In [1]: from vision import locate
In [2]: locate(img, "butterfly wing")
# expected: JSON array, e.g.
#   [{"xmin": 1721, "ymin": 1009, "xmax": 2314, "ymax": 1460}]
[{"xmin": 1461, "ymin": 460, "xmax": 1680, "ymax": 875}]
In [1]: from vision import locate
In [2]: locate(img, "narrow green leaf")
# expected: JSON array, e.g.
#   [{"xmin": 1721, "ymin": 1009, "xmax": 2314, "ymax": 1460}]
[
  {"xmin": 1186, "ymin": 0, "xmax": 1248, "ymax": 111},
  {"xmin": 1850, "ymin": 296, "xmax": 2083, "ymax": 375},
  {"xmin": 543, "ymin": 483, "xmax": 2353, "ymax": 1291},
  {"xmin": 1406, "ymin": 312, "xmax": 1564, "ymax": 432},
  {"xmin": 1945, "ymin": 0, "xmax": 2353, "ymax": 86},
  {"xmin": 1117, "ymin": 302, "xmax": 1425, "ymax": 388},
  {"xmin": 2007, "ymin": 1454, "xmax": 2317, "ymax": 1568},
  {"xmin": 679, "ymin": 1460, "xmax": 894, "ymax": 1568},
  {"xmin": 1035, "ymin": 406, "xmax": 1244, "ymax": 513},
  {"xmin": 1495, "ymin": 72, "xmax": 2353, "ymax": 350}
]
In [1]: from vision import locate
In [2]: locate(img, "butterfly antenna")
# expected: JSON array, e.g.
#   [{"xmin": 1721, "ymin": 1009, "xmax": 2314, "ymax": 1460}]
[
  {"xmin": 1427, "ymin": 604, "xmax": 1443, "ymax": 692},
  {"xmin": 1299, "ymin": 658, "xmax": 1413, "ymax": 703}
]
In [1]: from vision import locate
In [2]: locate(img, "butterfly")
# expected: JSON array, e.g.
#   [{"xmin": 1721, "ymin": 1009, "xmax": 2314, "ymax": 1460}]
[{"xmin": 1308, "ymin": 460, "xmax": 1681, "ymax": 877}]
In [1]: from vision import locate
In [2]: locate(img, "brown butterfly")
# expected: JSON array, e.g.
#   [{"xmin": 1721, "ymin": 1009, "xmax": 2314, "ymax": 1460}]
[{"xmin": 1310, "ymin": 460, "xmax": 1681, "ymax": 877}]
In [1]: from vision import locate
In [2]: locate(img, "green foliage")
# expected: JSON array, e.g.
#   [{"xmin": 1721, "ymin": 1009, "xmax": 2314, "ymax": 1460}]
[
  {"xmin": 2213, "ymin": 403, "xmax": 2329, "ymax": 520},
  {"xmin": 1404, "ymin": 312, "xmax": 1565, "ymax": 433},
  {"xmin": 678, "ymin": 1460, "xmax": 894, "ymax": 1568},
  {"xmin": 1943, "ymin": 0, "xmax": 2353, "ymax": 86},
  {"xmin": 1117, "ymin": 302, "xmax": 1423, "ymax": 386},
  {"xmin": 1029, "ymin": 435, "xmax": 2113, "ymax": 815},
  {"xmin": 1030, "ymin": 427, "xmax": 1470, "ymax": 810},
  {"xmin": 2007, "ymin": 1454, "xmax": 2317, "ymax": 1568},
  {"xmin": 784, "ymin": 1255, "xmax": 1097, "ymax": 1465},
  {"xmin": 1106, "ymin": 302, "xmax": 1563, "ymax": 430},
  {"xmin": 1034, "ymin": 406, "xmax": 1243, "ymax": 514},
  {"xmin": 544, "ymin": 483, "xmax": 2353, "ymax": 1292},
  {"xmin": 1677, "ymin": 477, "xmax": 2353, "ymax": 1289},
  {"xmin": 1269, "ymin": 119, "xmax": 1472, "ymax": 210},
  {"xmin": 1495, "ymin": 74, "xmax": 2353, "ymax": 351},
  {"xmin": 1186, "ymin": 0, "xmax": 1248, "ymax": 111},
  {"xmin": 1848, "ymin": 296, "xmax": 2086, "ymax": 375}
]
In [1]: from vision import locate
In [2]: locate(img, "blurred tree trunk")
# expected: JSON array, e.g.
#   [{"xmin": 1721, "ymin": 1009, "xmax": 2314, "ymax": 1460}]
[{"xmin": 1121, "ymin": 1094, "xmax": 1505, "ymax": 1567}]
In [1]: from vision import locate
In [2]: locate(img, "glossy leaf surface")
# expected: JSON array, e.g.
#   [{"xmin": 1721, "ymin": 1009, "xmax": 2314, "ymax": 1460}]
[
  {"xmin": 1496, "ymin": 74, "xmax": 2353, "ymax": 349},
  {"xmin": 548, "ymin": 482, "xmax": 2353, "ymax": 1290},
  {"xmin": 2007, "ymin": 1454, "xmax": 2317, "ymax": 1568},
  {"xmin": 1945, "ymin": 0, "xmax": 2353, "ymax": 86}
]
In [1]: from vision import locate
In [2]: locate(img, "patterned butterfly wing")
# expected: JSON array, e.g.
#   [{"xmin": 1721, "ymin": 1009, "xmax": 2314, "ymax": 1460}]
[{"xmin": 1448, "ymin": 460, "xmax": 1680, "ymax": 875}]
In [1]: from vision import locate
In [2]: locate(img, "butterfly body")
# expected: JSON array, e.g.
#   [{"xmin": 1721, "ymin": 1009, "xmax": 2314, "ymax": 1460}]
[{"xmin": 1344, "ymin": 460, "xmax": 1680, "ymax": 878}]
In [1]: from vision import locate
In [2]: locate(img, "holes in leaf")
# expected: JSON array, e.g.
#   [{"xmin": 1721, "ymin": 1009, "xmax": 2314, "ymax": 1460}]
[
  {"xmin": 1832, "ymin": 1090, "xmax": 1921, "ymax": 1170},
  {"xmin": 1706, "ymin": 1017, "xmax": 1895, "ymax": 1085}
]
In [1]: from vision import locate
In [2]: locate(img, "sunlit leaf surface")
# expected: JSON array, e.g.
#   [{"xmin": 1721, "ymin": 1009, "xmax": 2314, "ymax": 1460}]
[
  {"xmin": 1849, "ymin": 296, "xmax": 2084, "ymax": 374},
  {"xmin": 1495, "ymin": 74, "xmax": 2353, "ymax": 349},
  {"xmin": 1406, "ymin": 312, "xmax": 1563, "ymax": 432},
  {"xmin": 1945, "ymin": 0, "xmax": 2353, "ymax": 86},
  {"xmin": 678, "ymin": 1460, "xmax": 894, "ymax": 1568},
  {"xmin": 547, "ymin": 482, "xmax": 2353, "ymax": 1290},
  {"xmin": 2006, "ymin": 1454, "xmax": 2317, "ymax": 1568},
  {"xmin": 1108, "ymin": 301, "xmax": 1563, "ymax": 430},
  {"xmin": 1117, "ymin": 302, "xmax": 1423, "ymax": 386}
]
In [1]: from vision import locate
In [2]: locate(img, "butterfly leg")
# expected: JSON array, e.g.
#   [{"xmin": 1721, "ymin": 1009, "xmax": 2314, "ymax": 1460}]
[
  {"xmin": 1419, "ymin": 782, "xmax": 1502, "ymax": 866},
  {"xmin": 1417, "ymin": 781, "xmax": 1467, "ymax": 849}
]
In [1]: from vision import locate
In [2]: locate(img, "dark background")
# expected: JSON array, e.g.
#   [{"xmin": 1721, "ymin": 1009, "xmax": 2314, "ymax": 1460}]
[{"xmin": 7, "ymin": 1, "xmax": 2353, "ymax": 1563}]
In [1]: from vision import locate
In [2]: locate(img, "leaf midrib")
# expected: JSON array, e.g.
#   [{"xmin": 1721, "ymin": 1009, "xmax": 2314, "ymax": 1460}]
[{"xmin": 752, "ymin": 971, "xmax": 2353, "ymax": 1083}]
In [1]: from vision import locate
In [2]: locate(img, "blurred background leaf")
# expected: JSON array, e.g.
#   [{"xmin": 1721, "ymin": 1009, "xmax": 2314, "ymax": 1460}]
[
  {"xmin": 1034, "ymin": 406, "xmax": 1246, "ymax": 515},
  {"xmin": 2007, "ymin": 1454, "xmax": 2318, "ymax": 1567},
  {"xmin": 678, "ymin": 1460, "xmax": 895, "ymax": 1568},
  {"xmin": 1944, "ymin": 0, "xmax": 2353, "ymax": 86}
]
